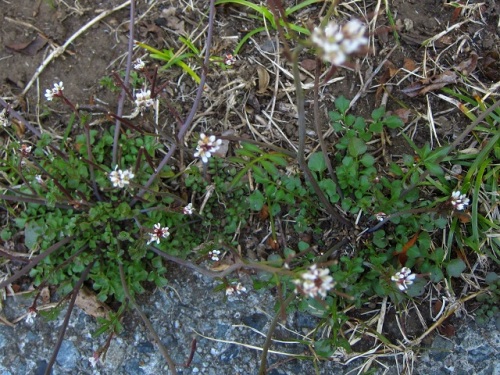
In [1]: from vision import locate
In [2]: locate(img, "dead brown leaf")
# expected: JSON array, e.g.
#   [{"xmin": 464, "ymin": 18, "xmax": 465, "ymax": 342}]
[
  {"xmin": 438, "ymin": 323, "xmax": 456, "ymax": 337},
  {"xmin": 432, "ymin": 300, "xmax": 443, "ymax": 315},
  {"xmin": 401, "ymin": 70, "xmax": 457, "ymax": 97},
  {"xmin": 392, "ymin": 108, "xmax": 412, "ymax": 124},
  {"xmin": 403, "ymin": 57, "xmax": 417, "ymax": 72},
  {"xmin": 480, "ymin": 51, "xmax": 499, "ymax": 81},
  {"xmin": 256, "ymin": 66, "xmax": 270, "ymax": 94},
  {"xmin": 259, "ymin": 205, "xmax": 269, "ymax": 220},
  {"xmin": 300, "ymin": 59, "xmax": 317, "ymax": 71},
  {"xmin": 75, "ymin": 286, "xmax": 111, "ymax": 319},
  {"xmin": 5, "ymin": 34, "xmax": 47, "ymax": 56},
  {"xmin": 376, "ymin": 61, "xmax": 398, "ymax": 103},
  {"xmin": 455, "ymin": 53, "xmax": 478, "ymax": 76},
  {"xmin": 267, "ymin": 238, "xmax": 280, "ymax": 251},
  {"xmin": 40, "ymin": 286, "xmax": 50, "ymax": 304}
]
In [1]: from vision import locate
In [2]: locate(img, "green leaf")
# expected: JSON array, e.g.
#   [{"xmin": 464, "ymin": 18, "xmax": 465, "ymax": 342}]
[
  {"xmin": 248, "ymin": 189, "xmax": 265, "ymax": 211},
  {"xmin": 241, "ymin": 142, "xmax": 262, "ymax": 154},
  {"xmin": 360, "ymin": 153, "xmax": 375, "ymax": 167},
  {"xmin": 371, "ymin": 107, "xmax": 385, "ymax": 121},
  {"xmin": 389, "ymin": 162, "xmax": 403, "ymax": 176},
  {"xmin": 266, "ymin": 153, "xmax": 287, "ymax": 166},
  {"xmin": 308, "ymin": 152, "xmax": 326, "ymax": 172},
  {"xmin": 314, "ymin": 340, "xmax": 334, "ymax": 358},
  {"xmin": 369, "ymin": 121, "xmax": 383, "ymax": 133},
  {"xmin": 335, "ymin": 96, "xmax": 350, "ymax": 114},
  {"xmin": 447, "ymin": 258, "xmax": 466, "ymax": 277},
  {"xmin": 260, "ymin": 160, "xmax": 279, "ymax": 176},
  {"xmin": 348, "ymin": 137, "xmax": 367, "ymax": 157},
  {"xmin": 384, "ymin": 115, "xmax": 404, "ymax": 128},
  {"xmin": 25, "ymin": 221, "xmax": 43, "ymax": 250},
  {"xmin": 298, "ymin": 241, "xmax": 310, "ymax": 251},
  {"xmin": 424, "ymin": 162, "xmax": 444, "ymax": 177},
  {"xmin": 318, "ymin": 178, "xmax": 339, "ymax": 203}
]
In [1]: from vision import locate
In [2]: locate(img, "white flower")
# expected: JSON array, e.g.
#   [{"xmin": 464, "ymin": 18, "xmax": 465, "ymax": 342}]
[
  {"xmin": 120, "ymin": 169, "xmax": 135, "ymax": 186},
  {"xmin": 109, "ymin": 166, "xmax": 135, "ymax": 188},
  {"xmin": 19, "ymin": 144, "xmax": 32, "ymax": 156},
  {"xmin": 134, "ymin": 88, "xmax": 154, "ymax": 111},
  {"xmin": 224, "ymin": 53, "xmax": 236, "ymax": 66},
  {"xmin": 194, "ymin": 133, "xmax": 222, "ymax": 163},
  {"xmin": 88, "ymin": 354, "xmax": 100, "ymax": 368},
  {"xmin": 35, "ymin": 175, "xmax": 44, "ymax": 184},
  {"xmin": 45, "ymin": 81, "xmax": 64, "ymax": 101},
  {"xmin": 0, "ymin": 108, "xmax": 8, "ymax": 127},
  {"xmin": 293, "ymin": 264, "xmax": 334, "ymax": 298},
  {"xmin": 25, "ymin": 310, "xmax": 37, "ymax": 324},
  {"xmin": 209, "ymin": 249, "xmax": 221, "ymax": 261},
  {"xmin": 391, "ymin": 267, "xmax": 416, "ymax": 292},
  {"xmin": 311, "ymin": 19, "xmax": 368, "ymax": 66},
  {"xmin": 183, "ymin": 203, "xmax": 194, "ymax": 215},
  {"xmin": 133, "ymin": 58, "xmax": 146, "ymax": 70},
  {"xmin": 226, "ymin": 282, "xmax": 246, "ymax": 296},
  {"xmin": 147, "ymin": 223, "xmax": 170, "ymax": 245},
  {"xmin": 45, "ymin": 89, "xmax": 54, "ymax": 101},
  {"xmin": 450, "ymin": 190, "xmax": 470, "ymax": 211}
]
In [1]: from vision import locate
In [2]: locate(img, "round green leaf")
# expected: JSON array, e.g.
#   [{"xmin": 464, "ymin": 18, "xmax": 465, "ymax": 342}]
[
  {"xmin": 348, "ymin": 137, "xmax": 367, "ymax": 157},
  {"xmin": 308, "ymin": 152, "xmax": 327, "ymax": 172},
  {"xmin": 447, "ymin": 258, "xmax": 466, "ymax": 277},
  {"xmin": 248, "ymin": 189, "xmax": 265, "ymax": 211}
]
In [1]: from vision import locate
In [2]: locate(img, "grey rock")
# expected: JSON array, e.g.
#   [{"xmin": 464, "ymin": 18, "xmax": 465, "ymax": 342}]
[
  {"xmin": 219, "ymin": 343, "xmax": 240, "ymax": 362},
  {"xmin": 123, "ymin": 358, "xmax": 145, "ymax": 375},
  {"xmin": 55, "ymin": 340, "xmax": 79, "ymax": 369},
  {"xmin": 242, "ymin": 313, "xmax": 267, "ymax": 331},
  {"xmin": 429, "ymin": 335, "xmax": 454, "ymax": 361}
]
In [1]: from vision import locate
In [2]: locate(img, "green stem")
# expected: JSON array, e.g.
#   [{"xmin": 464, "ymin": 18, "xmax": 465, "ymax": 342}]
[{"xmin": 258, "ymin": 292, "xmax": 296, "ymax": 375}]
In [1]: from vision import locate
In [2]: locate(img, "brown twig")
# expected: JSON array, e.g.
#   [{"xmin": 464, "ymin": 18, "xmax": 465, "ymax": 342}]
[
  {"xmin": 112, "ymin": 0, "xmax": 136, "ymax": 166},
  {"xmin": 258, "ymin": 292, "xmax": 296, "ymax": 375},
  {"xmin": 131, "ymin": 0, "xmax": 217, "ymax": 204},
  {"xmin": 0, "ymin": 236, "xmax": 75, "ymax": 289},
  {"xmin": 44, "ymin": 259, "xmax": 96, "ymax": 375}
]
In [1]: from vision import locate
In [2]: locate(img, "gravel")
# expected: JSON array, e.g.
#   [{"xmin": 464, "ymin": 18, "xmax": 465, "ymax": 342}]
[{"xmin": 1, "ymin": 269, "xmax": 498, "ymax": 375}]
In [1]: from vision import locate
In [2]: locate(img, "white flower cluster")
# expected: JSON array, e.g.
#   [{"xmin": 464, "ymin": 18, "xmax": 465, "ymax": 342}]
[
  {"xmin": 88, "ymin": 353, "xmax": 100, "ymax": 368},
  {"xmin": 25, "ymin": 309, "xmax": 37, "ymax": 325},
  {"xmin": 183, "ymin": 203, "xmax": 194, "ymax": 215},
  {"xmin": 224, "ymin": 53, "xmax": 236, "ymax": 66},
  {"xmin": 135, "ymin": 88, "xmax": 154, "ymax": 111},
  {"xmin": 0, "ymin": 108, "xmax": 8, "ymax": 127},
  {"xmin": 209, "ymin": 249, "xmax": 221, "ymax": 261},
  {"xmin": 194, "ymin": 133, "xmax": 222, "ymax": 163},
  {"xmin": 133, "ymin": 58, "xmax": 146, "ymax": 71},
  {"xmin": 293, "ymin": 264, "xmax": 334, "ymax": 299},
  {"xmin": 45, "ymin": 81, "xmax": 64, "ymax": 101},
  {"xmin": 391, "ymin": 267, "xmax": 416, "ymax": 292},
  {"xmin": 311, "ymin": 19, "xmax": 368, "ymax": 66},
  {"xmin": 147, "ymin": 223, "xmax": 170, "ymax": 245},
  {"xmin": 109, "ymin": 166, "xmax": 135, "ymax": 188},
  {"xmin": 225, "ymin": 282, "xmax": 246, "ymax": 296},
  {"xmin": 19, "ymin": 144, "xmax": 32, "ymax": 157},
  {"xmin": 450, "ymin": 191, "xmax": 470, "ymax": 211}
]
